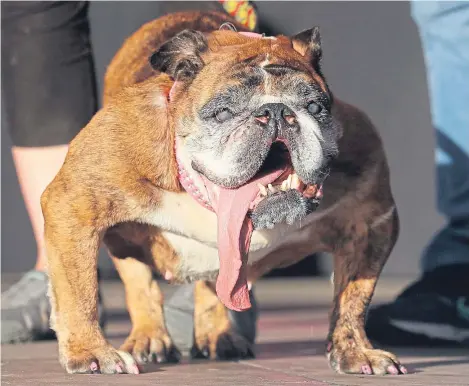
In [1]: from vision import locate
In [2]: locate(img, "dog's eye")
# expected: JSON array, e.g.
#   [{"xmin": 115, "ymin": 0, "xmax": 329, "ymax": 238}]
[
  {"xmin": 307, "ymin": 102, "xmax": 322, "ymax": 115},
  {"xmin": 215, "ymin": 109, "xmax": 234, "ymax": 122}
]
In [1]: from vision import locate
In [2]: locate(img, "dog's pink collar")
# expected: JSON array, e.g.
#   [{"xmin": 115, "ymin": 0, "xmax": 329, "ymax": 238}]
[{"xmin": 176, "ymin": 156, "xmax": 214, "ymax": 212}]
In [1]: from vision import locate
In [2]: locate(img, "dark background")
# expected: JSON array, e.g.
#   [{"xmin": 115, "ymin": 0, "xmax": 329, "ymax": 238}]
[{"xmin": 1, "ymin": 1, "xmax": 443, "ymax": 276}]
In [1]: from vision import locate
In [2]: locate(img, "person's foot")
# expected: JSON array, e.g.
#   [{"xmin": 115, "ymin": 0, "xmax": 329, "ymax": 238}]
[
  {"xmin": 1, "ymin": 270, "xmax": 106, "ymax": 344},
  {"xmin": 366, "ymin": 264, "xmax": 469, "ymax": 347}
]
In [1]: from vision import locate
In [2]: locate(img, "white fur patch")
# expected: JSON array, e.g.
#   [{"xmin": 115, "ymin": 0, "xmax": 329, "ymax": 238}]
[
  {"xmin": 162, "ymin": 232, "xmax": 220, "ymax": 274},
  {"xmin": 140, "ymin": 192, "xmax": 218, "ymax": 246},
  {"xmin": 295, "ymin": 111, "xmax": 323, "ymax": 140},
  {"xmin": 151, "ymin": 91, "xmax": 168, "ymax": 108},
  {"xmin": 293, "ymin": 110, "xmax": 324, "ymax": 170},
  {"xmin": 178, "ymin": 132, "xmax": 244, "ymax": 184},
  {"xmin": 193, "ymin": 150, "xmax": 239, "ymax": 181}
]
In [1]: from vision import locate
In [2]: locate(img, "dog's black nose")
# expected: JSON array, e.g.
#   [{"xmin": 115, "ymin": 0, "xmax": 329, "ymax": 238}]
[{"xmin": 254, "ymin": 103, "xmax": 296, "ymax": 126}]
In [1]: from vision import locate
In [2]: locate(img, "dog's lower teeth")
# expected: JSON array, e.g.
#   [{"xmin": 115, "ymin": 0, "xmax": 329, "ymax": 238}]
[
  {"xmin": 257, "ymin": 183, "xmax": 268, "ymax": 196},
  {"xmin": 268, "ymin": 184, "xmax": 277, "ymax": 194},
  {"xmin": 291, "ymin": 173, "xmax": 301, "ymax": 190}
]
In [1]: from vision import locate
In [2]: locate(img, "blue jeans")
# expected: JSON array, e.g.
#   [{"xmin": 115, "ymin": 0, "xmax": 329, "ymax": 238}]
[{"xmin": 411, "ymin": 1, "xmax": 469, "ymax": 272}]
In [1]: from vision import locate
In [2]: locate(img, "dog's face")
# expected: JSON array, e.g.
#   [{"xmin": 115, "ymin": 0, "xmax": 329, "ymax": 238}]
[
  {"xmin": 151, "ymin": 29, "xmax": 339, "ymax": 187},
  {"xmin": 151, "ymin": 29, "xmax": 340, "ymax": 228}
]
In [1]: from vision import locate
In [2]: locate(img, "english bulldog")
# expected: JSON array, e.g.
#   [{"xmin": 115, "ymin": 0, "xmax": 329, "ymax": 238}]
[{"xmin": 41, "ymin": 10, "xmax": 406, "ymax": 376}]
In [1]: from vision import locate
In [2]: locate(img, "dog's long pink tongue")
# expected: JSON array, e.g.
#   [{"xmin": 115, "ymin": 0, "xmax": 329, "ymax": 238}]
[
  {"xmin": 215, "ymin": 187, "xmax": 254, "ymax": 311},
  {"xmin": 213, "ymin": 171, "xmax": 284, "ymax": 311}
]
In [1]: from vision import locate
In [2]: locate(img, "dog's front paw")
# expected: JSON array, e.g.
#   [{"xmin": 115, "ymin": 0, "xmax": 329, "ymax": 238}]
[
  {"xmin": 251, "ymin": 189, "xmax": 317, "ymax": 230},
  {"xmin": 121, "ymin": 327, "xmax": 180, "ymax": 364},
  {"xmin": 62, "ymin": 344, "xmax": 139, "ymax": 374},
  {"xmin": 327, "ymin": 341, "xmax": 407, "ymax": 375}
]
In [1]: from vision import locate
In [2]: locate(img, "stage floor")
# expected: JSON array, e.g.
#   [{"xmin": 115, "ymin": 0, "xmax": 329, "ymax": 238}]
[{"xmin": 2, "ymin": 277, "xmax": 468, "ymax": 385}]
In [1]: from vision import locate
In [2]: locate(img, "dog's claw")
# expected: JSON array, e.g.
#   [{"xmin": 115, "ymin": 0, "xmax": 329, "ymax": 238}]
[
  {"xmin": 153, "ymin": 347, "xmax": 180, "ymax": 364},
  {"xmin": 129, "ymin": 364, "xmax": 140, "ymax": 375},
  {"xmin": 361, "ymin": 365, "xmax": 372, "ymax": 375},
  {"xmin": 387, "ymin": 365, "xmax": 399, "ymax": 375},
  {"xmin": 246, "ymin": 347, "xmax": 255, "ymax": 359},
  {"xmin": 155, "ymin": 354, "xmax": 165, "ymax": 363},
  {"xmin": 90, "ymin": 361, "xmax": 99, "ymax": 374}
]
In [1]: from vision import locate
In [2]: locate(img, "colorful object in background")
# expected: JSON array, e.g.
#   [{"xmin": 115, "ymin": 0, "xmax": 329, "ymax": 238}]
[{"xmin": 219, "ymin": 0, "xmax": 258, "ymax": 31}]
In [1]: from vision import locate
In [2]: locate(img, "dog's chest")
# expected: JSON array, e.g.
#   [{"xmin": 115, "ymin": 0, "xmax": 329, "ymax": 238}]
[{"xmin": 141, "ymin": 191, "xmax": 315, "ymax": 278}]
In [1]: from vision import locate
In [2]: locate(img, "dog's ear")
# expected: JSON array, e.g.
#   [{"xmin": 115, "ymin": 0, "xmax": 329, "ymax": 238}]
[
  {"xmin": 291, "ymin": 27, "xmax": 322, "ymax": 71},
  {"xmin": 150, "ymin": 29, "xmax": 208, "ymax": 81}
]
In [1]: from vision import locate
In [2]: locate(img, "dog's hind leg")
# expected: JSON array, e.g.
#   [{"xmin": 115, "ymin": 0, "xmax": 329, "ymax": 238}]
[
  {"xmin": 325, "ymin": 203, "xmax": 407, "ymax": 375},
  {"xmin": 192, "ymin": 281, "xmax": 255, "ymax": 360},
  {"xmin": 104, "ymin": 229, "xmax": 180, "ymax": 365}
]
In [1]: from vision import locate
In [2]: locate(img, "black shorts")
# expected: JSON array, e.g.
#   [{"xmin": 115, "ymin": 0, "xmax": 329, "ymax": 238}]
[{"xmin": 1, "ymin": 1, "xmax": 97, "ymax": 147}]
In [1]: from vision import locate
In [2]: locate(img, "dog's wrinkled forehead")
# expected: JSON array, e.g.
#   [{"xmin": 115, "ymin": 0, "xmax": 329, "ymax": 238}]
[
  {"xmin": 187, "ymin": 31, "xmax": 328, "ymax": 107},
  {"xmin": 206, "ymin": 31, "xmax": 325, "ymax": 81},
  {"xmin": 150, "ymin": 28, "xmax": 328, "ymax": 108}
]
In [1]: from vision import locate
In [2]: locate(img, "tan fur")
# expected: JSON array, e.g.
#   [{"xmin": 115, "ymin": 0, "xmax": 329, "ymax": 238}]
[{"xmin": 42, "ymin": 11, "xmax": 403, "ymax": 375}]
